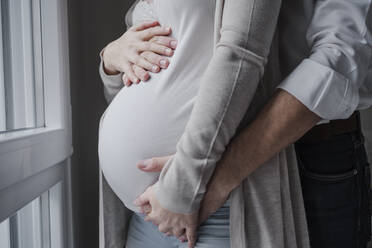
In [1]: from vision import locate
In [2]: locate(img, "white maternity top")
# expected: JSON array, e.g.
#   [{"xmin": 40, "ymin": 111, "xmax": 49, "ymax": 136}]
[{"xmin": 98, "ymin": 0, "xmax": 216, "ymax": 212}]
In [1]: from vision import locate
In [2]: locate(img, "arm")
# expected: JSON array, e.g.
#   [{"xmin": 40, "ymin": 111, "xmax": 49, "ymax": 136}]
[
  {"xmin": 278, "ymin": 0, "xmax": 372, "ymax": 120},
  {"xmin": 199, "ymin": 89, "xmax": 320, "ymax": 222},
  {"xmin": 154, "ymin": 0, "xmax": 282, "ymax": 214},
  {"xmin": 200, "ymin": 0, "xmax": 372, "ymax": 221},
  {"xmin": 134, "ymin": 90, "xmax": 320, "ymax": 222}
]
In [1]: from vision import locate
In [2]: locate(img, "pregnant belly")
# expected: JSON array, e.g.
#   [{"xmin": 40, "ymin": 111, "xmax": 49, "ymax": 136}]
[{"xmin": 98, "ymin": 83, "xmax": 195, "ymax": 212}]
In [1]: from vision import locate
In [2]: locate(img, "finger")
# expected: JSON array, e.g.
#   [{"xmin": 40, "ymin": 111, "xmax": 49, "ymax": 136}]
[
  {"xmin": 133, "ymin": 191, "xmax": 150, "ymax": 206},
  {"xmin": 130, "ymin": 54, "xmax": 160, "ymax": 73},
  {"xmin": 150, "ymin": 36, "xmax": 178, "ymax": 49},
  {"xmin": 138, "ymin": 26, "xmax": 172, "ymax": 40},
  {"xmin": 140, "ymin": 204, "xmax": 152, "ymax": 214},
  {"xmin": 122, "ymin": 74, "xmax": 132, "ymax": 87},
  {"xmin": 122, "ymin": 63, "xmax": 139, "ymax": 84},
  {"xmin": 144, "ymin": 214, "xmax": 159, "ymax": 226},
  {"xmin": 141, "ymin": 51, "xmax": 169, "ymax": 69},
  {"xmin": 132, "ymin": 64, "xmax": 150, "ymax": 82},
  {"xmin": 158, "ymin": 223, "xmax": 171, "ymax": 234},
  {"xmin": 131, "ymin": 20, "xmax": 159, "ymax": 31},
  {"xmin": 186, "ymin": 227, "xmax": 197, "ymax": 248},
  {"xmin": 137, "ymin": 155, "xmax": 172, "ymax": 172},
  {"xmin": 137, "ymin": 41, "xmax": 174, "ymax": 57},
  {"xmin": 178, "ymin": 233, "xmax": 188, "ymax": 243},
  {"xmin": 174, "ymin": 228, "xmax": 186, "ymax": 238}
]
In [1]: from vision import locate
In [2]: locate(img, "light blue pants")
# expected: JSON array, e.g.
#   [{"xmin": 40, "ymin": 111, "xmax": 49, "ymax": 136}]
[{"xmin": 125, "ymin": 200, "xmax": 231, "ymax": 248}]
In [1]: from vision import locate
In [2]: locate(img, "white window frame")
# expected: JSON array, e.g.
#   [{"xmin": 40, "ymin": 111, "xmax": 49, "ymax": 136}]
[
  {"xmin": 0, "ymin": 0, "xmax": 72, "ymax": 194},
  {"xmin": 0, "ymin": 1, "xmax": 6, "ymax": 131},
  {"xmin": 0, "ymin": 0, "xmax": 73, "ymax": 247},
  {"xmin": 0, "ymin": 0, "xmax": 45, "ymax": 131},
  {"xmin": 0, "ymin": 219, "xmax": 11, "ymax": 248}
]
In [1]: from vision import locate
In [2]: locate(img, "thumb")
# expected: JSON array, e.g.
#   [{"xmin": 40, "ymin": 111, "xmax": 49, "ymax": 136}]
[{"xmin": 137, "ymin": 155, "xmax": 172, "ymax": 172}]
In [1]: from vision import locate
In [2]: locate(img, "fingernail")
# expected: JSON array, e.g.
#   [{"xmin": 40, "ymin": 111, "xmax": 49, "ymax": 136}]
[
  {"xmin": 143, "ymin": 73, "xmax": 149, "ymax": 81},
  {"xmin": 152, "ymin": 65, "xmax": 159, "ymax": 72},
  {"xmin": 138, "ymin": 159, "xmax": 151, "ymax": 168},
  {"xmin": 166, "ymin": 48, "xmax": 173, "ymax": 56},
  {"xmin": 166, "ymin": 27, "xmax": 171, "ymax": 32},
  {"xmin": 160, "ymin": 59, "xmax": 168, "ymax": 68},
  {"xmin": 170, "ymin": 40, "xmax": 178, "ymax": 48}
]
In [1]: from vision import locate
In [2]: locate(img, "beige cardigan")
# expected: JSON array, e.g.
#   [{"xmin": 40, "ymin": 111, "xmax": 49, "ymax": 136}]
[{"xmin": 99, "ymin": 0, "xmax": 310, "ymax": 247}]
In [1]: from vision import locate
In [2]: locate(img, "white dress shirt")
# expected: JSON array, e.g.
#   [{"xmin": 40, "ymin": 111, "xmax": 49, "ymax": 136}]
[{"xmin": 278, "ymin": 0, "xmax": 372, "ymax": 121}]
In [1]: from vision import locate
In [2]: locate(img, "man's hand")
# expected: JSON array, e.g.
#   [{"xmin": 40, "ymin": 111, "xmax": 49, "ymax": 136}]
[{"xmin": 102, "ymin": 20, "xmax": 177, "ymax": 86}]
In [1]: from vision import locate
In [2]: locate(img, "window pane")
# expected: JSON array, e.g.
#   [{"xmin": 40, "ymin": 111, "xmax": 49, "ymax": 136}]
[
  {"xmin": 0, "ymin": 218, "xmax": 11, "ymax": 248},
  {"xmin": 0, "ymin": 196, "xmax": 42, "ymax": 248},
  {"xmin": 0, "ymin": 182, "xmax": 64, "ymax": 248},
  {"xmin": 0, "ymin": 0, "xmax": 44, "ymax": 132}
]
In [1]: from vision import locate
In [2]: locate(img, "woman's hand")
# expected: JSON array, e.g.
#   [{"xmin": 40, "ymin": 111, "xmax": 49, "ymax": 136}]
[
  {"xmin": 134, "ymin": 182, "xmax": 199, "ymax": 248},
  {"xmin": 136, "ymin": 155, "xmax": 232, "ymax": 246},
  {"xmin": 102, "ymin": 20, "xmax": 177, "ymax": 86}
]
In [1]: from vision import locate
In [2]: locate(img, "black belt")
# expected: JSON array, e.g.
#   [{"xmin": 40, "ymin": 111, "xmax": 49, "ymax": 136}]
[{"xmin": 298, "ymin": 111, "xmax": 360, "ymax": 143}]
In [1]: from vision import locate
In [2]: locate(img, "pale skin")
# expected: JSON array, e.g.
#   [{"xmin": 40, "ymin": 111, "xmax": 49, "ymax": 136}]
[
  {"xmin": 102, "ymin": 20, "xmax": 177, "ymax": 85},
  {"xmin": 102, "ymin": 22, "xmax": 321, "ymax": 248}
]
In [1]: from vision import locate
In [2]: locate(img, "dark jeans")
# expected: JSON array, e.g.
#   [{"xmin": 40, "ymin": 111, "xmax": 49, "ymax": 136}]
[{"xmin": 295, "ymin": 130, "xmax": 371, "ymax": 248}]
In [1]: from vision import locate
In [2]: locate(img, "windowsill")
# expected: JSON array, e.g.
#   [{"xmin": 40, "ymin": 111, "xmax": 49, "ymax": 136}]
[
  {"xmin": 0, "ymin": 127, "xmax": 60, "ymax": 148},
  {"xmin": 0, "ymin": 127, "xmax": 73, "ymax": 191}
]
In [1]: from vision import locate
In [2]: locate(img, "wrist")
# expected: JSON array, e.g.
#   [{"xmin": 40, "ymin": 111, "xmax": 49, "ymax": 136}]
[
  {"xmin": 102, "ymin": 45, "xmax": 120, "ymax": 75},
  {"xmin": 208, "ymin": 166, "xmax": 235, "ymax": 198}
]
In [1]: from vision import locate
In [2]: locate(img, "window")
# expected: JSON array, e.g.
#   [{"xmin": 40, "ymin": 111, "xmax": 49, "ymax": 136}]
[
  {"xmin": 0, "ymin": 0, "xmax": 44, "ymax": 132},
  {"xmin": 0, "ymin": 0, "xmax": 72, "ymax": 247},
  {"xmin": 0, "ymin": 182, "xmax": 64, "ymax": 248}
]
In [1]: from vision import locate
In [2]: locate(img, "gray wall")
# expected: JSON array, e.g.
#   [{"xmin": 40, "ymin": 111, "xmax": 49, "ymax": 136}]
[
  {"xmin": 67, "ymin": 1, "xmax": 134, "ymax": 247},
  {"xmin": 361, "ymin": 109, "xmax": 372, "ymax": 165},
  {"xmin": 361, "ymin": 108, "xmax": 372, "ymax": 247}
]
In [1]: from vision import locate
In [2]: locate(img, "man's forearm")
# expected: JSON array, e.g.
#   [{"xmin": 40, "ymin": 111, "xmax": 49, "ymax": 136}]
[{"xmin": 207, "ymin": 89, "xmax": 321, "ymax": 196}]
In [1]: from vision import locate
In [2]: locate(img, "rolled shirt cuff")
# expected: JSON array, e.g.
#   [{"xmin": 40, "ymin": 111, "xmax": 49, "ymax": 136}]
[{"xmin": 278, "ymin": 59, "xmax": 359, "ymax": 120}]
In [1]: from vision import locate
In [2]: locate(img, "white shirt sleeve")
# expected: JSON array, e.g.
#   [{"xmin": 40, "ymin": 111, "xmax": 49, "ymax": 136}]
[{"xmin": 278, "ymin": 0, "xmax": 372, "ymax": 120}]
